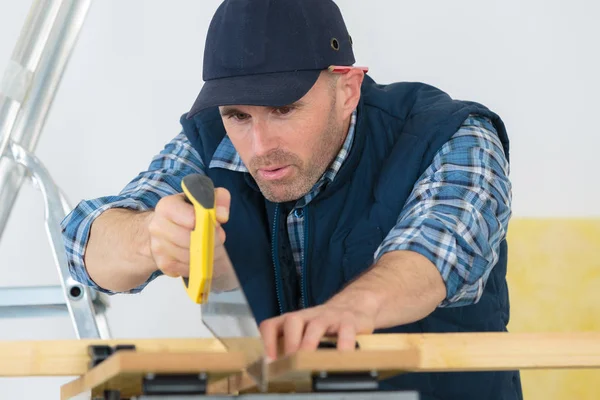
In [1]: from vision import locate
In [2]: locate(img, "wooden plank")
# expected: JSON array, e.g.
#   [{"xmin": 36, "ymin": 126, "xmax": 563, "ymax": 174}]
[
  {"xmin": 269, "ymin": 348, "xmax": 419, "ymax": 377},
  {"xmin": 60, "ymin": 351, "xmax": 247, "ymax": 400},
  {"xmin": 0, "ymin": 337, "xmax": 227, "ymax": 376},
  {"xmin": 230, "ymin": 332, "xmax": 600, "ymax": 393},
  {"xmin": 4, "ymin": 332, "xmax": 600, "ymax": 379},
  {"xmin": 264, "ymin": 348, "xmax": 420, "ymax": 392},
  {"xmin": 60, "ymin": 347, "xmax": 421, "ymax": 397},
  {"xmin": 357, "ymin": 332, "xmax": 600, "ymax": 371}
]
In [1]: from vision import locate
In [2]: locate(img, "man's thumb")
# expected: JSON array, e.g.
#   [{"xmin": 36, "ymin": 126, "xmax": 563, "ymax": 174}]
[{"xmin": 215, "ymin": 187, "xmax": 231, "ymax": 222}]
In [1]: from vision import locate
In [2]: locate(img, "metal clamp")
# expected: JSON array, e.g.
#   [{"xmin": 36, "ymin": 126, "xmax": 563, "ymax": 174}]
[
  {"xmin": 88, "ymin": 344, "xmax": 136, "ymax": 369},
  {"xmin": 142, "ymin": 372, "xmax": 208, "ymax": 396},
  {"xmin": 101, "ymin": 390, "xmax": 125, "ymax": 400},
  {"xmin": 312, "ymin": 341, "xmax": 380, "ymax": 392}
]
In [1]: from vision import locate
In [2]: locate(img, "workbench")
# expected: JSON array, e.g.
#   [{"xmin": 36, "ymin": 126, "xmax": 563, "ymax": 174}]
[{"xmin": 1, "ymin": 332, "xmax": 599, "ymax": 399}]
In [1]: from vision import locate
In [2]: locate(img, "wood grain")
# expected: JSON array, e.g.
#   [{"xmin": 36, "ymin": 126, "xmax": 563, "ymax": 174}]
[
  {"xmin": 259, "ymin": 347, "xmax": 419, "ymax": 393},
  {"xmin": 356, "ymin": 332, "xmax": 600, "ymax": 372},
  {"xmin": 227, "ymin": 331, "xmax": 600, "ymax": 393},
  {"xmin": 59, "ymin": 351, "xmax": 247, "ymax": 400},
  {"xmin": 0, "ymin": 337, "xmax": 227, "ymax": 376},
  {"xmin": 3, "ymin": 332, "xmax": 600, "ymax": 378}
]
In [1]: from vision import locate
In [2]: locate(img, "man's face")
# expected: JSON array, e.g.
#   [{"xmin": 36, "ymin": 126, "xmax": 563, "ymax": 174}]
[{"xmin": 219, "ymin": 72, "xmax": 359, "ymax": 203}]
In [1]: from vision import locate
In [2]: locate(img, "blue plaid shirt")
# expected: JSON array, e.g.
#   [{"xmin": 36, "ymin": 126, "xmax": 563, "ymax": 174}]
[{"xmin": 61, "ymin": 110, "xmax": 512, "ymax": 307}]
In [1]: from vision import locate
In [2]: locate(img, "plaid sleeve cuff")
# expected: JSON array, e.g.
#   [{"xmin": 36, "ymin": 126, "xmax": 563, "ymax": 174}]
[
  {"xmin": 60, "ymin": 197, "xmax": 162, "ymax": 295},
  {"xmin": 60, "ymin": 132, "xmax": 206, "ymax": 294},
  {"xmin": 374, "ymin": 215, "xmax": 492, "ymax": 307}
]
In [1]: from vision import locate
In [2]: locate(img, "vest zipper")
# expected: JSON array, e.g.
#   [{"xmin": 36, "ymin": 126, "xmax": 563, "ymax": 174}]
[
  {"xmin": 300, "ymin": 206, "xmax": 309, "ymax": 309},
  {"xmin": 271, "ymin": 204, "xmax": 284, "ymax": 315}
]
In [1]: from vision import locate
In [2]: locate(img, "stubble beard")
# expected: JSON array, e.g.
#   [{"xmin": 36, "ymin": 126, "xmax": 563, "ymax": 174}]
[{"xmin": 251, "ymin": 105, "xmax": 345, "ymax": 203}]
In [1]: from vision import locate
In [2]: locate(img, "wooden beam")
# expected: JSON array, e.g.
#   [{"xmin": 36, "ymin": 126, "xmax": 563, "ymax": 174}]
[
  {"xmin": 59, "ymin": 350, "xmax": 247, "ymax": 400},
  {"xmin": 231, "ymin": 332, "xmax": 600, "ymax": 393},
  {"xmin": 59, "ymin": 347, "xmax": 420, "ymax": 398},
  {"xmin": 242, "ymin": 348, "xmax": 420, "ymax": 393},
  {"xmin": 0, "ymin": 337, "xmax": 226, "ymax": 377},
  {"xmin": 3, "ymin": 332, "xmax": 600, "ymax": 379},
  {"xmin": 356, "ymin": 332, "xmax": 600, "ymax": 372}
]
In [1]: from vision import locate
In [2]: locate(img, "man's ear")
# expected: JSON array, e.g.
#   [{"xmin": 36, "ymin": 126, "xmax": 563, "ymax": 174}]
[{"xmin": 338, "ymin": 68, "xmax": 364, "ymax": 117}]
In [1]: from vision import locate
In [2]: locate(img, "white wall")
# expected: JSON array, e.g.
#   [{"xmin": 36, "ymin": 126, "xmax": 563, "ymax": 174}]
[{"xmin": 0, "ymin": 0, "xmax": 598, "ymax": 398}]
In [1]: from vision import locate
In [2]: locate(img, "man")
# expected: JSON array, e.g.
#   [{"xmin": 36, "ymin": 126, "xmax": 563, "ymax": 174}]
[{"xmin": 61, "ymin": 0, "xmax": 522, "ymax": 399}]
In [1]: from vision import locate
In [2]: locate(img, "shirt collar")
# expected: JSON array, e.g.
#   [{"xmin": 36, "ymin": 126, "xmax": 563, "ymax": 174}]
[{"xmin": 209, "ymin": 109, "xmax": 358, "ymax": 186}]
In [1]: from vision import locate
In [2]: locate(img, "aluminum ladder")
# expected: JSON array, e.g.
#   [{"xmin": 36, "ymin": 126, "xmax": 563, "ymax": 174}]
[{"xmin": 0, "ymin": 0, "xmax": 110, "ymax": 339}]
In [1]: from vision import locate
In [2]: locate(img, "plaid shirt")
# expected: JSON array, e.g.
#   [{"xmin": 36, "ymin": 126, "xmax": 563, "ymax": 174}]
[{"xmin": 61, "ymin": 110, "xmax": 511, "ymax": 307}]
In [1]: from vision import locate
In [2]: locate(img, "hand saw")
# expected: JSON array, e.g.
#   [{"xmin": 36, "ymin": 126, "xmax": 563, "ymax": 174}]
[{"xmin": 180, "ymin": 173, "xmax": 268, "ymax": 392}]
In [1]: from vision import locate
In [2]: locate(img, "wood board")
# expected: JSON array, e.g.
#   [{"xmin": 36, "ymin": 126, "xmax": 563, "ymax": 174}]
[
  {"xmin": 228, "ymin": 331, "xmax": 600, "ymax": 393},
  {"xmin": 0, "ymin": 337, "xmax": 226, "ymax": 376},
  {"xmin": 2, "ymin": 332, "xmax": 600, "ymax": 378},
  {"xmin": 356, "ymin": 331, "xmax": 600, "ymax": 372},
  {"xmin": 60, "ymin": 347, "xmax": 420, "ymax": 399},
  {"xmin": 2, "ymin": 332, "xmax": 600, "ymax": 398},
  {"xmin": 60, "ymin": 351, "xmax": 247, "ymax": 400},
  {"xmin": 232, "ymin": 347, "xmax": 421, "ymax": 393}
]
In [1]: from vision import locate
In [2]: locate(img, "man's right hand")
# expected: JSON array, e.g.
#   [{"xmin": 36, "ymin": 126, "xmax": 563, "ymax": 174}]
[{"xmin": 146, "ymin": 187, "xmax": 231, "ymax": 278}]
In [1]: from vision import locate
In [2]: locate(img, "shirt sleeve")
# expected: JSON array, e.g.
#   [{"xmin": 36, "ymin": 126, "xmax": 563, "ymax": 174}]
[
  {"xmin": 60, "ymin": 132, "xmax": 206, "ymax": 294},
  {"xmin": 373, "ymin": 114, "xmax": 512, "ymax": 307}
]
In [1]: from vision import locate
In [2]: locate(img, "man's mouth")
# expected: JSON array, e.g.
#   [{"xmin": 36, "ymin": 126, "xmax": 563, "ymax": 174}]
[{"xmin": 257, "ymin": 165, "xmax": 291, "ymax": 181}]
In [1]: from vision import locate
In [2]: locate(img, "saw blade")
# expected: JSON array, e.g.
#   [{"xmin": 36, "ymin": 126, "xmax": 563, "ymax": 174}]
[{"xmin": 181, "ymin": 173, "xmax": 267, "ymax": 392}]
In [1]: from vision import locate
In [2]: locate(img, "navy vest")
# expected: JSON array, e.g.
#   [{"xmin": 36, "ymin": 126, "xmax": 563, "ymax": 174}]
[{"xmin": 181, "ymin": 76, "xmax": 523, "ymax": 400}]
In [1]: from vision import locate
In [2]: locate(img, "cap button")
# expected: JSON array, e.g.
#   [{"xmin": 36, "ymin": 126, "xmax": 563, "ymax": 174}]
[{"xmin": 330, "ymin": 38, "xmax": 340, "ymax": 51}]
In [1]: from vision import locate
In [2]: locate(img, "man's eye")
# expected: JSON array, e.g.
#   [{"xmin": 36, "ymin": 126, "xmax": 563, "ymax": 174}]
[
  {"xmin": 274, "ymin": 106, "xmax": 293, "ymax": 115},
  {"xmin": 231, "ymin": 113, "xmax": 250, "ymax": 121}
]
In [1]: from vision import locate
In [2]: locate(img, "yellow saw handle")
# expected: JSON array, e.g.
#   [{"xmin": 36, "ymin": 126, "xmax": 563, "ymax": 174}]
[{"xmin": 181, "ymin": 174, "xmax": 216, "ymax": 304}]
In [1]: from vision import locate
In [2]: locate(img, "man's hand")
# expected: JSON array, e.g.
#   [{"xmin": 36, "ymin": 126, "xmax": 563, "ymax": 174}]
[
  {"xmin": 146, "ymin": 187, "xmax": 231, "ymax": 278},
  {"xmin": 258, "ymin": 251, "xmax": 447, "ymax": 361},
  {"xmin": 258, "ymin": 296, "xmax": 379, "ymax": 360}
]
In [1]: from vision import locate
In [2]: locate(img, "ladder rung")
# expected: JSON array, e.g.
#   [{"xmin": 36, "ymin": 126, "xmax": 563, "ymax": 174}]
[
  {"xmin": 0, "ymin": 285, "xmax": 109, "ymax": 320},
  {"xmin": 0, "ymin": 305, "xmax": 68, "ymax": 319},
  {"xmin": 0, "ymin": 286, "xmax": 68, "ymax": 318},
  {"xmin": 0, "ymin": 285, "xmax": 106, "ymax": 306},
  {"xmin": 0, "ymin": 285, "xmax": 67, "ymax": 307}
]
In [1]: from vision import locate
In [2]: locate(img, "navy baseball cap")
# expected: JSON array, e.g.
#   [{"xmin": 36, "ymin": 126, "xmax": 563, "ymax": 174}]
[{"xmin": 186, "ymin": 0, "xmax": 356, "ymax": 118}]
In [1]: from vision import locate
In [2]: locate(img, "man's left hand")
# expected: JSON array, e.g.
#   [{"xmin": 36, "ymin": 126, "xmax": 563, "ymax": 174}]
[{"xmin": 258, "ymin": 301, "xmax": 376, "ymax": 360}]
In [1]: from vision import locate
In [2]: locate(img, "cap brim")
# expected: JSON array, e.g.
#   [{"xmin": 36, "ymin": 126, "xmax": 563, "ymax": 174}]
[{"xmin": 186, "ymin": 69, "xmax": 321, "ymax": 119}]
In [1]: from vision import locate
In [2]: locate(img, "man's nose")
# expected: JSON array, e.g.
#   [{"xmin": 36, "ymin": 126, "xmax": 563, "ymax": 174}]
[{"xmin": 251, "ymin": 119, "xmax": 278, "ymax": 157}]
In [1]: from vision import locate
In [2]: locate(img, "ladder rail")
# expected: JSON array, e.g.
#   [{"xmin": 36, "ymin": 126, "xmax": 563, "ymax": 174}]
[
  {"xmin": 9, "ymin": 141, "xmax": 111, "ymax": 339},
  {"xmin": 0, "ymin": 0, "xmax": 108, "ymax": 340},
  {"xmin": 0, "ymin": 0, "xmax": 92, "ymax": 241},
  {"xmin": 0, "ymin": 0, "xmax": 62, "ymax": 165}
]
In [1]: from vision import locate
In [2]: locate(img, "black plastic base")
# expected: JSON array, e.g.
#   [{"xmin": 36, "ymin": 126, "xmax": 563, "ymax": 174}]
[
  {"xmin": 142, "ymin": 373, "xmax": 208, "ymax": 396},
  {"xmin": 312, "ymin": 341, "xmax": 379, "ymax": 392},
  {"xmin": 102, "ymin": 389, "xmax": 125, "ymax": 400},
  {"xmin": 312, "ymin": 371, "xmax": 379, "ymax": 392},
  {"xmin": 88, "ymin": 344, "xmax": 137, "ymax": 369}
]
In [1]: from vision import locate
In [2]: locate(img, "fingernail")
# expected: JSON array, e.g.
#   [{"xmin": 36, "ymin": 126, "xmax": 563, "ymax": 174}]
[{"xmin": 216, "ymin": 206, "xmax": 229, "ymax": 221}]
